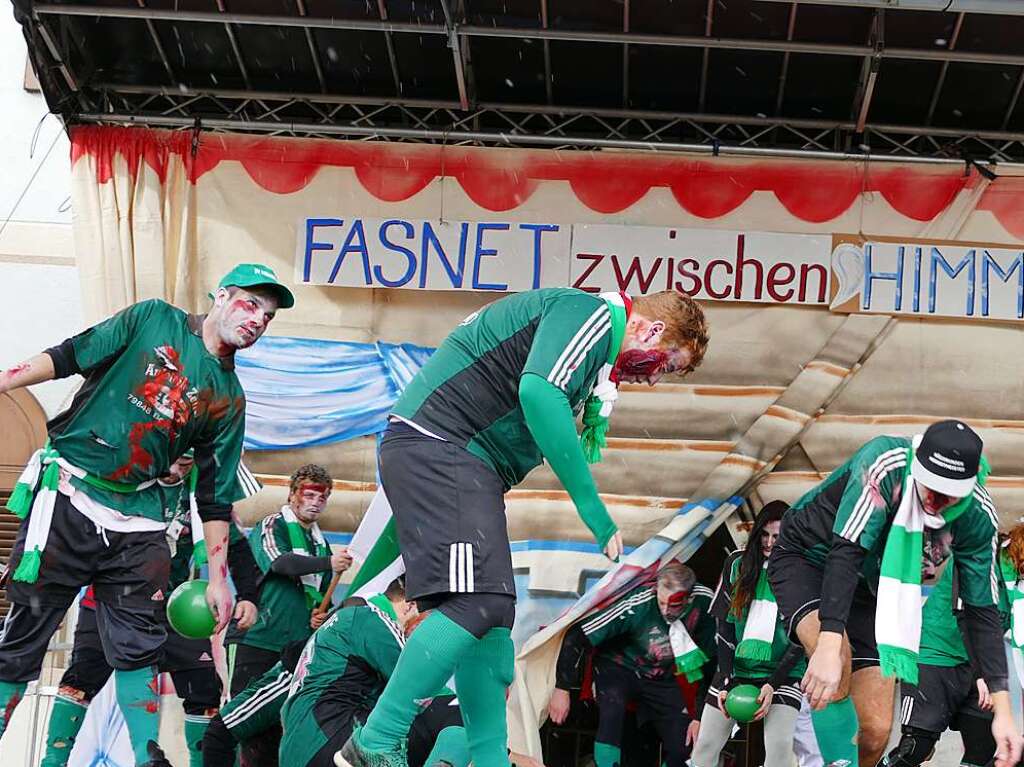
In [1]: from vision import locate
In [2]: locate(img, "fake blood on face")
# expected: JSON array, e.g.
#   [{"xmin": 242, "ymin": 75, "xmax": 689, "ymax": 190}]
[{"xmin": 612, "ymin": 349, "xmax": 670, "ymax": 382}]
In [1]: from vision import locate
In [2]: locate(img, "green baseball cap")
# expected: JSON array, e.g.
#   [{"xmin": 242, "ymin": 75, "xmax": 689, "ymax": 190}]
[{"xmin": 212, "ymin": 263, "xmax": 295, "ymax": 309}]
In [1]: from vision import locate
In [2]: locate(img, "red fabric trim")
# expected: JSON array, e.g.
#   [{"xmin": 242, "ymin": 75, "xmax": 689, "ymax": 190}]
[{"xmin": 67, "ymin": 126, "xmax": 1017, "ymax": 233}]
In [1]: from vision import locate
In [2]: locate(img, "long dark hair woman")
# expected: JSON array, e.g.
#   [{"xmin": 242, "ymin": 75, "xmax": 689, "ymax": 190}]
[{"xmin": 691, "ymin": 500, "xmax": 806, "ymax": 767}]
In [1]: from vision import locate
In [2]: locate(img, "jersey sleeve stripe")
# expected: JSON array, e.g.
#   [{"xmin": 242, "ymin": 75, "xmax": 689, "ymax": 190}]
[
  {"xmin": 261, "ymin": 514, "xmax": 282, "ymax": 560},
  {"xmin": 546, "ymin": 305, "xmax": 609, "ymax": 388},
  {"xmin": 581, "ymin": 589, "xmax": 656, "ymax": 634},
  {"xmin": 237, "ymin": 461, "xmax": 262, "ymax": 498},
  {"xmin": 839, "ymin": 449, "xmax": 907, "ymax": 541},
  {"xmin": 839, "ymin": 447, "xmax": 906, "ymax": 540},
  {"xmin": 842, "ymin": 454, "xmax": 907, "ymax": 542},
  {"xmin": 553, "ymin": 316, "xmax": 612, "ymax": 390},
  {"xmin": 367, "ymin": 603, "xmax": 406, "ymax": 647},
  {"xmin": 221, "ymin": 672, "xmax": 292, "ymax": 727}
]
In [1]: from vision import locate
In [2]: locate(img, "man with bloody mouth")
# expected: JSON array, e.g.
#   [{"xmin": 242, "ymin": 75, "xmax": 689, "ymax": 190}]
[
  {"xmin": 335, "ymin": 287, "xmax": 709, "ymax": 767},
  {"xmin": 0, "ymin": 263, "xmax": 293, "ymax": 767},
  {"xmin": 224, "ymin": 462, "xmax": 353, "ymax": 766}
]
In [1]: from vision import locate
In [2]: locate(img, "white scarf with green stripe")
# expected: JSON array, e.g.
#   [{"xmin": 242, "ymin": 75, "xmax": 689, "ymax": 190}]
[
  {"xmin": 875, "ymin": 440, "xmax": 987, "ymax": 684},
  {"xmin": 1001, "ymin": 548, "xmax": 1024, "ymax": 683},
  {"xmin": 734, "ymin": 562, "xmax": 778, "ymax": 662},
  {"xmin": 6, "ymin": 444, "xmax": 156, "ymax": 583},
  {"xmin": 186, "ymin": 467, "xmax": 207, "ymax": 567},
  {"xmin": 579, "ymin": 292, "xmax": 629, "ymax": 464},
  {"xmin": 669, "ymin": 617, "xmax": 708, "ymax": 682},
  {"xmin": 280, "ymin": 505, "xmax": 330, "ymax": 608}
]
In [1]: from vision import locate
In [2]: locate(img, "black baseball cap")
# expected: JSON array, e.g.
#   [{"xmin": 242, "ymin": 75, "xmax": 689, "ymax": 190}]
[{"xmin": 910, "ymin": 420, "xmax": 982, "ymax": 498}]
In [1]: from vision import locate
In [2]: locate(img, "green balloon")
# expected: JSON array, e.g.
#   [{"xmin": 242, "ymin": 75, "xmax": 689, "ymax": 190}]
[
  {"xmin": 166, "ymin": 579, "xmax": 217, "ymax": 639},
  {"xmin": 724, "ymin": 684, "xmax": 761, "ymax": 723}
]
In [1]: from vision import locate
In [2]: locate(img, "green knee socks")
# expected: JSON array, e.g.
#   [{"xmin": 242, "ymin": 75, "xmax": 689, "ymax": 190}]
[
  {"xmin": 114, "ymin": 666, "xmax": 160, "ymax": 765},
  {"xmin": 452, "ymin": 628, "xmax": 515, "ymax": 767},
  {"xmin": 184, "ymin": 714, "xmax": 212, "ymax": 767},
  {"xmin": 0, "ymin": 680, "xmax": 27, "ymax": 738},
  {"xmin": 423, "ymin": 725, "xmax": 471, "ymax": 767},
  {"xmin": 41, "ymin": 694, "xmax": 89, "ymax": 767},
  {"xmin": 810, "ymin": 696, "xmax": 859, "ymax": 767},
  {"xmin": 593, "ymin": 742, "xmax": 622, "ymax": 767},
  {"xmin": 360, "ymin": 611, "xmax": 479, "ymax": 752}
]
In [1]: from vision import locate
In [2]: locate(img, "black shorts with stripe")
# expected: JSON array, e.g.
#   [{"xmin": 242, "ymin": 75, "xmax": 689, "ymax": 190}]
[
  {"xmin": 705, "ymin": 677, "xmax": 803, "ymax": 712},
  {"xmin": 378, "ymin": 422, "xmax": 514, "ymax": 601},
  {"xmin": 899, "ymin": 662, "xmax": 990, "ymax": 734},
  {"xmin": 767, "ymin": 544, "xmax": 880, "ymax": 672}
]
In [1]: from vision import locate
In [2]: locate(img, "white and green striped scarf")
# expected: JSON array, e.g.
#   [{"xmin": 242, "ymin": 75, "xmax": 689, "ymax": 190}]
[
  {"xmin": 669, "ymin": 619, "xmax": 708, "ymax": 682},
  {"xmin": 1001, "ymin": 548, "xmax": 1024, "ymax": 684},
  {"xmin": 186, "ymin": 466, "xmax": 207, "ymax": 567},
  {"xmin": 1000, "ymin": 549, "xmax": 1024, "ymax": 652},
  {"xmin": 734, "ymin": 562, "xmax": 778, "ymax": 662},
  {"xmin": 280, "ymin": 505, "xmax": 331, "ymax": 609},
  {"xmin": 876, "ymin": 443, "xmax": 988, "ymax": 684},
  {"xmin": 580, "ymin": 292, "xmax": 629, "ymax": 464}
]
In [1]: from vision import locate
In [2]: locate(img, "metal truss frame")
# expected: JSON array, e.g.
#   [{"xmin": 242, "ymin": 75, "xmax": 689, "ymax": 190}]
[
  {"xmin": 78, "ymin": 84, "xmax": 1024, "ymax": 163},
  {"xmin": 24, "ymin": 1, "xmax": 1024, "ymax": 163}
]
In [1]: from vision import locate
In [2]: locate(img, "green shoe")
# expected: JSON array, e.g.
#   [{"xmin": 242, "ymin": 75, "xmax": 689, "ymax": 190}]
[{"xmin": 334, "ymin": 727, "xmax": 409, "ymax": 767}]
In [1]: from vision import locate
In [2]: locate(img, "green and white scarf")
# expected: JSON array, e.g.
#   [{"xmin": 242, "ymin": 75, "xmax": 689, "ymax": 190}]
[
  {"xmin": 669, "ymin": 618, "xmax": 709, "ymax": 682},
  {"xmin": 580, "ymin": 292, "xmax": 630, "ymax": 464},
  {"xmin": 733, "ymin": 562, "xmax": 778, "ymax": 662},
  {"xmin": 186, "ymin": 466, "xmax": 207, "ymax": 567},
  {"xmin": 1001, "ymin": 548, "xmax": 1024, "ymax": 685},
  {"xmin": 5, "ymin": 442, "xmax": 156, "ymax": 583},
  {"xmin": 876, "ymin": 440, "xmax": 989, "ymax": 684},
  {"xmin": 1000, "ymin": 549, "xmax": 1024, "ymax": 652},
  {"xmin": 280, "ymin": 505, "xmax": 331, "ymax": 609}
]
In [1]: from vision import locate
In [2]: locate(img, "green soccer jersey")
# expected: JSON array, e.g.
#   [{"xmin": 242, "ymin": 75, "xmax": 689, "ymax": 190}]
[
  {"xmin": 280, "ymin": 602, "xmax": 407, "ymax": 767},
  {"xmin": 918, "ymin": 554, "xmax": 1011, "ymax": 668},
  {"xmin": 580, "ymin": 582, "xmax": 717, "ymax": 680},
  {"xmin": 783, "ymin": 435, "xmax": 1001, "ymax": 607},
  {"xmin": 393, "ymin": 288, "xmax": 613, "ymax": 488},
  {"xmin": 227, "ymin": 511, "xmax": 332, "ymax": 653},
  {"xmin": 714, "ymin": 552, "xmax": 806, "ymax": 681},
  {"xmin": 46, "ymin": 299, "xmax": 246, "ymax": 522}
]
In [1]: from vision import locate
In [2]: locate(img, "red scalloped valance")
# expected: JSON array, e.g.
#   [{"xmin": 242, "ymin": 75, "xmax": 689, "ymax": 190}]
[{"xmin": 71, "ymin": 125, "xmax": 1019, "ymax": 235}]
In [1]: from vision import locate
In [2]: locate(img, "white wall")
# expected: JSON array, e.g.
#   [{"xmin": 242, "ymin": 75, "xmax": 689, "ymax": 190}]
[{"xmin": 0, "ymin": 10, "xmax": 81, "ymax": 419}]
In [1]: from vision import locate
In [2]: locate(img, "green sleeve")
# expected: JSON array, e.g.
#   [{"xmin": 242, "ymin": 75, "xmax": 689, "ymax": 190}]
[
  {"xmin": 521, "ymin": 293, "xmax": 612, "ymax": 396},
  {"xmin": 68, "ymin": 299, "xmax": 161, "ymax": 373},
  {"xmin": 250, "ymin": 514, "xmax": 293, "ymax": 575},
  {"xmin": 359, "ymin": 610, "xmax": 404, "ymax": 679},
  {"xmin": 579, "ymin": 587, "xmax": 650, "ymax": 646},
  {"xmin": 192, "ymin": 396, "xmax": 246, "ymax": 523},
  {"xmin": 519, "ymin": 373, "xmax": 617, "ymax": 549},
  {"xmin": 832, "ymin": 437, "xmax": 909, "ymax": 551},
  {"xmin": 951, "ymin": 494, "xmax": 999, "ymax": 608}
]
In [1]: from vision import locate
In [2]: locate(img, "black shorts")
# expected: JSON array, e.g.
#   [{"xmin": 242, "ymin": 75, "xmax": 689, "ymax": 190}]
[
  {"xmin": 6, "ymin": 493, "xmax": 170, "ymax": 611},
  {"xmin": 900, "ymin": 662, "xmax": 991, "ymax": 734},
  {"xmin": 767, "ymin": 544, "xmax": 880, "ymax": 672},
  {"xmin": 305, "ymin": 694, "xmax": 463, "ymax": 767},
  {"xmin": 378, "ymin": 423, "xmax": 513, "ymax": 601},
  {"xmin": 705, "ymin": 676, "xmax": 804, "ymax": 712},
  {"xmin": 593, "ymin": 657, "xmax": 690, "ymax": 744},
  {"xmin": 62, "ymin": 604, "xmax": 219, "ymax": 711}
]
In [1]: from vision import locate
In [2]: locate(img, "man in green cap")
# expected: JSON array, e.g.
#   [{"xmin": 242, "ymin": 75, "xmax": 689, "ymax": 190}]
[{"xmin": 0, "ymin": 263, "xmax": 293, "ymax": 767}]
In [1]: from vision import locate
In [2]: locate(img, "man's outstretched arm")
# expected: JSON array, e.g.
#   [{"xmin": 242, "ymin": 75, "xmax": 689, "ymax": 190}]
[
  {"xmin": 0, "ymin": 354, "xmax": 56, "ymax": 394},
  {"xmin": 519, "ymin": 372, "xmax": 621, "ymax": 560}
]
